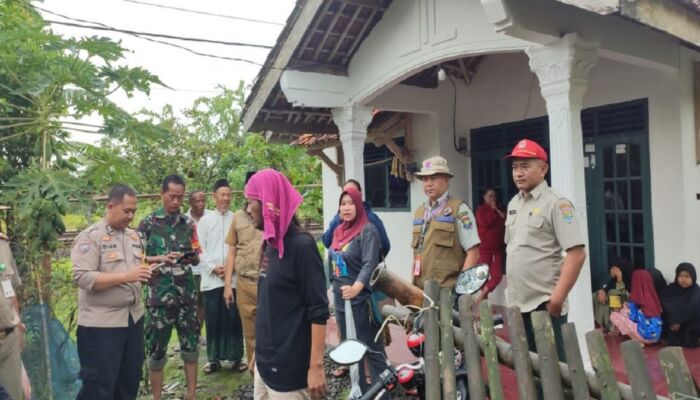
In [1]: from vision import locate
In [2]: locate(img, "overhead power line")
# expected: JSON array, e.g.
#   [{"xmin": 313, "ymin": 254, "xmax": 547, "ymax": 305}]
[
  {"xmin": 123, "ymin": 0, "xmax": 284, "ymax": 26},
  {"xmin": 36, "ymin": 6, "xmax": 266, "ymax": 66},
  {"xmin": 43, "ymin": 19, "xmax": 274, "ymax": 49}
]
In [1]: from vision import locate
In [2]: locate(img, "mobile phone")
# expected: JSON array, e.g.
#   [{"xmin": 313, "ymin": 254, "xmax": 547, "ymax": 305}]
[{"xmin": 176, "ymin": 251, "xmax": 197, "ymax": 263}]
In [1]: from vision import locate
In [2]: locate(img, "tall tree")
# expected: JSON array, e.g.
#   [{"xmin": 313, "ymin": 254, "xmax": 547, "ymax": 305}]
[
  {"xmin": 0, "ymin": 0, "xmax": 163, "ymax": 302},
  {"xmin": 87, "ymin": 84, "xmax": 322, "ymax": 220}
]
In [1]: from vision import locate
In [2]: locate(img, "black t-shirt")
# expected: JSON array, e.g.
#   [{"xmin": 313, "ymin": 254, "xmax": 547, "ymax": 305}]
[{"xmin": 256, "ymin": 225, "xmax": 330, "ymax": 392}]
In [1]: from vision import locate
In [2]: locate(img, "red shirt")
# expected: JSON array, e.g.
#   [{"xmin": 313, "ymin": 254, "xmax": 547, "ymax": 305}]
[{"xmin": 475, "ymin": 203, "xmax": 506, "ymax": 253}]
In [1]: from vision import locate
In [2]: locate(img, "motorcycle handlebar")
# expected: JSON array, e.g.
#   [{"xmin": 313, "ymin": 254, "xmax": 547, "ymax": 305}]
[{"xmin": 359, "ymin": 380, "xmax": 387, "ymax": 400}]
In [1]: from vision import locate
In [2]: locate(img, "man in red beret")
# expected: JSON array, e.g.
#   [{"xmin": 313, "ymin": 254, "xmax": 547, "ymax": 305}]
[{"xmin": 504, "ymin": 139, "xmax": 587, "ymax": 361}]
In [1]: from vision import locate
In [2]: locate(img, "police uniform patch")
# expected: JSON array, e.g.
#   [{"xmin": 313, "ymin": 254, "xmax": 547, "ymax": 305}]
[
  {"xmin": 101, "ymin": 235, "xmax": 111, "ymax": 242},
  {"xmin": 130, "ymin": 232, "xmax": 139, "ymax": 241},
  {"xmin": 458, "ymin": 211, "xmax": 473, "ymax": 229},
  {"xmin": 443, "ymin": 206, "xmax": 452, "ymax": 216},
  {"xmin": 559, "ymin": 202, "xmax": 574, "ymax": 223},
  {"xmin": 79, "ymin": 242, "xmax": 90, "ymax": 254},
  {"xmin": 532, "ymin": 208, "xmax": 541, "ymax": 215},
  {"xmin": 107, "ymin": 251, "xmax": 118, "ymax": 261}
]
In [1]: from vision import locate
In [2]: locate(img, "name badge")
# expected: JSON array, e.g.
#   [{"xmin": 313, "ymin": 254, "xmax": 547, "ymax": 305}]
[
  {"xmin": 413, "ymin": 256, "xmax": 421, "ymax": 277},
  {"xmin": 1, "ymin": 280, "xmax": 15, "ymax": 298}
]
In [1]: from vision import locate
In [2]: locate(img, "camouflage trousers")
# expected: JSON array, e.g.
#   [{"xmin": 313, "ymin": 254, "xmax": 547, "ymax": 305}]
[{"xmin": 145, "ymin": 304, "xmax": 199, "ymax": 370}]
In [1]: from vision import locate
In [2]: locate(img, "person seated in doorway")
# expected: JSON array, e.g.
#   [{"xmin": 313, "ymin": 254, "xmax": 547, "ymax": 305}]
[
  {"xmin": 610, "ymin": 269, "xmax": 663, "ymax": 346},
  {"xmin": 593, "ymin": 257, "xmax": 633, "ymax": 332},
  {"xmin": 661, "ymin": 263, "xmax": 700, "ymax": 348}
]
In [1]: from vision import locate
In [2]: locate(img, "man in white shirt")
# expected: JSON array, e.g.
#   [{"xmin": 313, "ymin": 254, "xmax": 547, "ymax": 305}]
[
  {"xmin": 197, "ymin": 179, "xmax": 247, "ymax": 373},
  {"xmin": 186, "ymin": 190, "xmax": 211, "ymax": 344}
]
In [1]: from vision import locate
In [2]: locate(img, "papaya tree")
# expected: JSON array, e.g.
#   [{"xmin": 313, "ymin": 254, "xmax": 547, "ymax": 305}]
[{"xmin": 0, "ymin": 0, "xmax": 164, "ymax": 303}]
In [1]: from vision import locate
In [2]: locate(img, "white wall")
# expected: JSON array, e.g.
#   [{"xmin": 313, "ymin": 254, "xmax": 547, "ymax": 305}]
[{"xmin": 317, "ymin": 0, "xmax": 700, "ymax": 296}]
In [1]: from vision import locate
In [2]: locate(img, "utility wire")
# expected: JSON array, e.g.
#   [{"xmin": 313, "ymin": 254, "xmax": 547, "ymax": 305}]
[
  {"xmin": 43, "ymin": 19, "xmax": 274, "ymax": 49},
  {"xmin": 123, "ymin": 0, "xmax": 284, "ymax": 26},
  {"xmin": 36, "ymin": 6, "xmax": 266, "ymax": 66}
]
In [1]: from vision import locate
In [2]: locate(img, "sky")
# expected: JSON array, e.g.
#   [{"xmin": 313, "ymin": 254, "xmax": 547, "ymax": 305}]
[{"xmin": 34, "ymin": 0, "xmax": 296, "ymax": 143}]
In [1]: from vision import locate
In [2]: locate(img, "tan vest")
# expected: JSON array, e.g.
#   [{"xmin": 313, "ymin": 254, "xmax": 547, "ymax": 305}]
[{"xmin": 411, "ymin": 197, "xmax": 466, "ymax": 289}]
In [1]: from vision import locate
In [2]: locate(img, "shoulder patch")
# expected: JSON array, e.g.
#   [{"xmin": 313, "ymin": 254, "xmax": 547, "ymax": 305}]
[
  {"xmin": 559, "ymin": 200, "xmax": 575, "ymax": 223},
  {"xmin": 458, "ymin": 211, "xmax": 473, "ymax": 230},
  {"xmin": 78, "ymin": 241, "xmax": 91, "ymax": 254}
]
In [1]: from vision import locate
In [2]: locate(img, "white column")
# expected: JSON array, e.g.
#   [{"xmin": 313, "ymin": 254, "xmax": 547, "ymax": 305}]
[
  {"xmin": 331, "ymin": 105, "xmax": 373, "ymax": 187},
  {"xmin": 526, "ymin": 33, "xmax": 598, "ymax": 362}
]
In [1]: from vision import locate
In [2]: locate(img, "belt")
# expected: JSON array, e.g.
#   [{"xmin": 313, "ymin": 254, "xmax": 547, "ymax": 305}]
[{"xmin": 0, "ymin": 326, "xmax": 14, "ymax": 340}]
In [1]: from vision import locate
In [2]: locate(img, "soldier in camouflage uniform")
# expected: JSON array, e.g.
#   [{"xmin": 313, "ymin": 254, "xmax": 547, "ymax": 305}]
[{"xmin": 138, "ymin": 175, "xmax": 201, "ymax": 400}]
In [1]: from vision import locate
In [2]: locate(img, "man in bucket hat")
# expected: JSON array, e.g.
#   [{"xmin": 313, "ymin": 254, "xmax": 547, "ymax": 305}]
[
  {"xmin": 411, "ymin": 156, "xmax": 481, "ymax": 291},
  {"xmin": 504, "ymin": 139, "xmax": 586, "ymax": 362}
]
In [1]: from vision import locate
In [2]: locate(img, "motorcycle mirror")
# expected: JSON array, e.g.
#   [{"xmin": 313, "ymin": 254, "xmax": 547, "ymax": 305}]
[
  {"xmin": 329, "ymin": 339, "xmax": 368, "ymax": 366},
  {"xmin": 454, "ymin": 263, "xmax": 490, "ymax": 295}
]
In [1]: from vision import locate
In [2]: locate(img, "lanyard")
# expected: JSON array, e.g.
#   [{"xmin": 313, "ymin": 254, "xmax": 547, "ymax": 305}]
[{"xmin": 417, "ymin": 197, "xmax": 448, "ymax": 252}]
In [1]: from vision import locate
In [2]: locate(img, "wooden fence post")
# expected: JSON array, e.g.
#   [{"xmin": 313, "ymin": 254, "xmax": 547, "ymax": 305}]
[
  {"xmin": 620, "ymin": 340, "xmax": 657, "ymax": 399},
  {"xmin": 459, "ymin": 295, "xmax": 486, "ymax": 400},
  {"xmin": 658, "ymin": 347, "xmax": 699, "ymax": 398},
  {"xmin": 561, "ymin": 322, "xmax": 590, "ymax": 399},
  {"xmin": 585, "ymin": 330, "xmax": 622, "ymax": 400},
  {"xmin": 532, "ymin": 311, "xmax": 565, "ymax": 399},
  {"xmin": 506, "ymin": 306, "xmax": 537, "ymax": 400},
  {"xmin": 440, "ymin": 288, "xmax": 457, "ymax": 400},
  {"xmin": 479, "ymin": 301, "xmax": 504, "ymax": 400},
  {"xmin": 423, "ymin": 280, "xmax": 442, "ymax": 400}
]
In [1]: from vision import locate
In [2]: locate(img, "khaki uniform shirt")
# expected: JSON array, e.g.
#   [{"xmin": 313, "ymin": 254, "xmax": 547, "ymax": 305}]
[
  {"xmin": 71, "ymin": 220, "xmax": 145, "ymax": 328},
  {"xmin": 505, "ymin": 181, "xmax": 585, "ymax": 314},
  {"xmin": 0, "ymin": 239, "xmax": 21, "ymax": 330},
  {"xmin": 225, "ymin": 210, "xmax": 263, "ymax": 280}
]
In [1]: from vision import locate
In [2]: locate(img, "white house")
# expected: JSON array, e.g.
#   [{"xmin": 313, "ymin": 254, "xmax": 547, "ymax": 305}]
[{"xmin": 242, "ymin": 0, "xmax": 700, "ymax": 351}]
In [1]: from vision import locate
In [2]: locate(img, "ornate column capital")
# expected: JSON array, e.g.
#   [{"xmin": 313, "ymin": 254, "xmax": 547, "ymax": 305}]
[
  {"xmin": 526, "ymin": 33, "xmax": 599, "ymax": 105},
  {"xmin": 331, "ymin": 105, "xmax": 373, "ymax": 136}
]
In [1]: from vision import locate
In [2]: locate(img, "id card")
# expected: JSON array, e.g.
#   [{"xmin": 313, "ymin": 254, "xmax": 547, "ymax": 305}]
[
  {"xmin": 1, "ymin": 280, "xmax": 15, "ymax": 298},
  {"xmin": 413, "ymin": 256, "xmax": 421, "ymax": 277}
]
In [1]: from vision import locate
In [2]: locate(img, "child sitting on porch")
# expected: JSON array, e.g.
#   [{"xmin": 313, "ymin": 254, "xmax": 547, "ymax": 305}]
[
  {"xmin": 661, "ymin": 263, "xmax": 700, "ymax": 348},
  {"xmin": 593, "ymin": 257, "xmax": 633, "ymax": 332},
  {"xmin": 609, "ymin": 269, "xmax": 663, "ymax": 346}
]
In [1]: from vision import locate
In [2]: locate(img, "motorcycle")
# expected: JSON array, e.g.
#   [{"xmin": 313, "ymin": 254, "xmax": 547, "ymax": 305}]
[{"xmin": 329, "ymin": 264, "xmax": 492, "ymax": 400}]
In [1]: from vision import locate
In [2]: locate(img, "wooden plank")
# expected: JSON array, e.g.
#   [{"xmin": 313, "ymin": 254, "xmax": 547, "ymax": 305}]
[
  {"xmin": 312, "ymin": 3, "xmax": 346, "ymax": 61},
  {"xmin": 561, "ymin": 322, "xmax": 590, "ymax": 400},
  {"xmin": 479, "ymin": 301, "xmax": 504, "ymax": 400},
  {"xmin": 458, "ymin": 295, "xmax": 486, "ymax": 400},
  {"xmin": 341, "ymin": 8, "xmax": 377, "ymax": 64},
  {"xmin": 531, "ymin": 311, "xmax": 565, "ymax": 399},
  {"xmin": 439, "ymin": 288, "xmax": 457, "ymax": 400},
  {"xmin": 506, "ymin": 307, "xmax": 537, "ymax": 400},
  {"xmin": 423, "ymin": 280, "xmax": 442, "ymax": 400},
  {"xmin": 658, "ymin": 347, "xmax": 698, "ymax": 397},
  {"xmin": 328, "ymin": 5, "xmax": 363, "ymax": 63},
  {"xmin": 585, "ymin": 330, "xmax": 622, "ymax": 400},
  {"xmin": 620, "ymin": 340, "xmax": 657, "ymax": 399}
]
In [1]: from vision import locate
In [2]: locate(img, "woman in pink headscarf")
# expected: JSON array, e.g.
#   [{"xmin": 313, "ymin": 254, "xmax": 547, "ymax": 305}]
[
  {"xmin": 244, "ymin": 169, "xmax": 329, "ymax": 400},
  {"xmin": 329, "ymin": 186, "xmax": 387, "ymax": 398}
]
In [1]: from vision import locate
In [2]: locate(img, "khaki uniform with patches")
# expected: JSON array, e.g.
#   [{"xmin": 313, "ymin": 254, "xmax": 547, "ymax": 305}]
[
  {"xmin": 411, "ymin": 193, "xmax": 480, "ymax": 289},
  {"xmin": 71, "ymin": 220, "xmax": 145, "ymax": 327},
  {"xmin": 505, "ymin": 181, "xmax": 585, "ymax": 314},
  {"xmin": 0, "ymin": 238, "xmax": 23, "ymax": 400},
  {"xmin": 225, "ymin": 209, "xmax": 263, "ymax": 366}
]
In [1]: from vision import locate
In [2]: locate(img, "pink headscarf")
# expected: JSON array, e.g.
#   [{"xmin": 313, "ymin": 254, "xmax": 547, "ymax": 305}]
[
  {"xmin": 330, "ymin": 187, "xmax": 368, "ymax": 251},
  {"xmin": 244, "ymin": 169, "xmax": 302, "ymax": 259}
]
